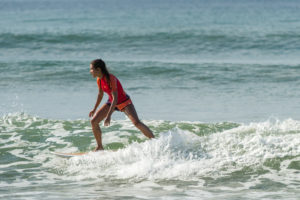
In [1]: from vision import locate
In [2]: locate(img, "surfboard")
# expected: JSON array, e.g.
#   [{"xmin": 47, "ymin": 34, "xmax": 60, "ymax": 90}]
[
  {"xmin": 51, "ymin": 151, "xmax": 90, "ymax": 158},
  {"xmin": 51, "ymin": 149, "xmax": 118, "ymax": 158}
]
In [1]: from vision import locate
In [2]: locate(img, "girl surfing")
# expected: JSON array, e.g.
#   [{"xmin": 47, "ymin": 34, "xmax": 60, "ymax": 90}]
[{"xmin": 89, "ymin": 59, "xmax": 155, "ymax": 151}]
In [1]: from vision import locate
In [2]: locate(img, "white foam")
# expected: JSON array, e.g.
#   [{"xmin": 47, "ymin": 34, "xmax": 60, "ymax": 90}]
[
  {"xmin": 1, "ymin": 114, "xmax": 299, "ymax": 195},
  {"xmin": 46, "ymin": 119, "xmax": 299, "ymax": 190}
]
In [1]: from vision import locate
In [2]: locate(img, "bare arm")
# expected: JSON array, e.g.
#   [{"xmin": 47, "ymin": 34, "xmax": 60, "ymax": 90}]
[
  {"xmin": 89, "ymin": 88, "xmax": 103, "ymax": 117},
  {"xmin": 104, "ymin": 91, "xmax": 118, "ymax": 126}
]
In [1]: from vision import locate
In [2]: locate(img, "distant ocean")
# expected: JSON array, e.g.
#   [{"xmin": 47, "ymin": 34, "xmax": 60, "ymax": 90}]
[{"xmin": 0, "ymin": 0, "xmax": 299, "ymax": 199}]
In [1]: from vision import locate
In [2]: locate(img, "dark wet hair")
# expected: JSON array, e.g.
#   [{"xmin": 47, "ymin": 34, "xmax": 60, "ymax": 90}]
[{"xmin": 90, "ymin": 59, "xmax": 110, "ymax": 87}]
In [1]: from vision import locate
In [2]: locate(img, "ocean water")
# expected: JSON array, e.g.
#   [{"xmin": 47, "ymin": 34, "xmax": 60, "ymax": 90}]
[{"xmin": 0, "ymin": 0, "xmax": 300, "ymax": 199}]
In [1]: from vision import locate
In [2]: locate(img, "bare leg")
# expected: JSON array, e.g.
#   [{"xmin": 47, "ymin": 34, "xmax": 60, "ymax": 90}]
[
  {"xmin": 90, "ymin": 104, "xmax": 111, "ymax": 150},
  {"xmin": 123, "ymin": 104, "xmax": 155, "ymax": 139}
]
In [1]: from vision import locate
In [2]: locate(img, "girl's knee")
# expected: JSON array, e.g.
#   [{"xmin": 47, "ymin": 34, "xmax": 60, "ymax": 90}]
[
  {"xmin": 132, "ymin": 119, "xmax": 141, "ymax": 127},
  {"xmin": 90, "ymin": 118, "xmax": 100, "ymax": 127}
]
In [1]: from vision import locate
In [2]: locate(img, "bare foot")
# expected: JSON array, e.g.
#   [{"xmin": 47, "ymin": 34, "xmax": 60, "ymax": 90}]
[{"xmin": 94, "ymin": 146, "xmax": 104, "ymax": 151}]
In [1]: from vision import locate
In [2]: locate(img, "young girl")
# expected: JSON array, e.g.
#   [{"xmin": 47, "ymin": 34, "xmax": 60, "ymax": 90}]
[{"xmin": 89, "ymin": 59, "xmax": 155, "ymax": 151}]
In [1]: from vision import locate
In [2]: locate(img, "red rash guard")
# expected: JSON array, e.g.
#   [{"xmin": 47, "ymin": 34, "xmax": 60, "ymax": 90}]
[{"xmin": 97, "ymin": 74, "xmax": 128, "ymax": 104}]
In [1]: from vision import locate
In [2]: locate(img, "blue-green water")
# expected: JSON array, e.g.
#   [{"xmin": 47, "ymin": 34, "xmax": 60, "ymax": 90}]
[{"xmin": 1, "ymin": 0, "xmax": 300, "ymax": 199}]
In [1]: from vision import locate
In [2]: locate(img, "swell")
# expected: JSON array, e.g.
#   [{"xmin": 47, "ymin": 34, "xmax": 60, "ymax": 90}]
[
  {"xmin": 1, "ymin": 31, "xmax": 300, "ymax": 51},
  {"xmin": 1, "ymin": 60, "xmax": 300, "ymax": 88}
]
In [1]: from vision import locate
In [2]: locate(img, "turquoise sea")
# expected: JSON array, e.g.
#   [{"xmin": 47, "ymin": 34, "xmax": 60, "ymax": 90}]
[{"xmin": 0, "ymin": 0, "xmax": 300, "ymax": 199}]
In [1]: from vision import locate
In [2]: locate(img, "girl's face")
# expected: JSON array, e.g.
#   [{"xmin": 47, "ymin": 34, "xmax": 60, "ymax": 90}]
[{"xmin": 90, "ymin": 64, "xmax": 102, "ymax": 78}]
